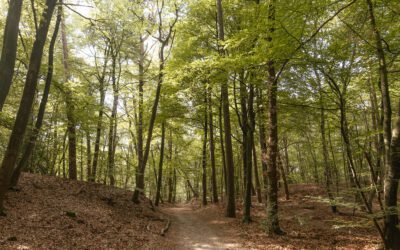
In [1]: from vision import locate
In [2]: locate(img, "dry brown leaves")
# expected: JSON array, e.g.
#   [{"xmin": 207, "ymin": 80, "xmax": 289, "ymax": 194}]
[{"xmin": 0, "ymin": 173, "xmax": 166, "ymax": 250}]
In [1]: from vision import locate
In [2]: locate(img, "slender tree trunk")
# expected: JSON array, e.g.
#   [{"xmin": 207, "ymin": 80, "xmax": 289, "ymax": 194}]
[
  {"xmin": 208, "ymin": 86, "xmax": 219, "ymax": 203},
  {"xmin": 252, "ymin": 139, "xmax": 262, "ymax": 203},
  {"xmin": 202, "ymin": 92, "xmax": 208, "ymax": 206},
  {"xmin": 257, "ymin": 88, "xmax": 268, "ymax": 202},
  {"xmin": 240, "ymin": 72, "xmax": 252, "ymax": 223},
  {"xmin": 216, "ymin": 0, "xmax": 236, "ymax": 218},
  {"xmin": 167, "ymin": 131, "xmax": 173, "ymax": 203},
  {"xmin": 61, "ymin": 130, "xmax": 67, "ymax": 178},
  {"xmin": 155, "ymin": 122, "xmax": 166, "ymax": 206},
  {"xmin": 9, "ymin": 4, "xmax": 62, "ymax": 188},
  {"xmin": 367, "ymin": 77, "xmax": 382, "ymax": 206},
  {"xmin": 219, "ymin": 95, "xmax": 227, "ymax": 198},
  {"xmin": 50, "ymin": 106, "xmax": 59, "ymax": 175},
  {"xmin": 319, "ymin": 83, "xmax": 337, "ymax": 213},
  {"xmin": 136, "ymin": 35, "xmax": 145, "ymax": 191},
  {"xmin": 172, "ymin": 167, "xmax": 177, "ymax": 203},
  {"xmin": 282, "ymin": 137, "xmax": 290, "ymax": 182},
  {"xmin": 60, "ymin": 3, "xmax": 77, "ymax": 180},
  {"xmin": 0, "ymin": 0, "xmax": 57, "ymax": 214},
  {"xmin": 0, "ymin": 0, "xmax": 23, "ymax": 110},
  {"xmin": 80, "ymin": 135, "xmax": 84, "ymax": 181},
  {"xmin": 107, "ymin": 53, "xmax": 119, "ymax": 187},
  {"xmin": 86, "ymin": 130, "xmax": 91, "ymax": 181},
  {"xmin": 91, "ymin": 46, "xmax": 109, "ymax": 182}
]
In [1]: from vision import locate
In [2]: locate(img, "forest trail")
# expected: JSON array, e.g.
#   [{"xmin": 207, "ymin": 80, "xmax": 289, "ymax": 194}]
[{"xmin": 154, "ymin": 205, "xmax": 242, "ymax": 250}]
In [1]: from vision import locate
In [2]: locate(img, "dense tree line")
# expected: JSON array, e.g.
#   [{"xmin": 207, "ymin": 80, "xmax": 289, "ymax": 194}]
[{"xmin": 0, "ymin": 0, "xmax": 399, "ymax": 248}]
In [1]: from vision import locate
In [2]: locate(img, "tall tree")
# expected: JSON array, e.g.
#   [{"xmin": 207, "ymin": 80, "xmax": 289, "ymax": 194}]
[
  {"xmin": 216, "ymin": 0, "xmax": 236, "ymax": 218},
  {"xmin": 0, "ymin": 0, "xmax": 57, "ymax": 215},
  {"xmin": 60, "ymin": 2, "xmax": 77, "ymax": 180},
  {"xmin": 366, "ymin": 0, "xmax": 400, "ymax": 247},
  {"xmin": 132, "ymin": 1, "xmax": 178, "ymax": 203},
  {"xmin": 9, "ymin": 2, "xmax": 62, "ymax": 188},
  {"xmin": 91, "ymin": 45, "xmax": 110, "ymax": 182},
  {"xmin": 107, "ymin": 39, "xmax": 123, "ymax": 186},
  {"xmin": 265, "ymin": 0, "xmax": 283, "ymax": 234}
]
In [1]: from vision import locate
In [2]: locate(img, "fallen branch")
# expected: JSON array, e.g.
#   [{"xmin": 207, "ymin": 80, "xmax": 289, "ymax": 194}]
[{"xmin": 160, "ymin": 219, "xmax": 171, "ymax": 236}]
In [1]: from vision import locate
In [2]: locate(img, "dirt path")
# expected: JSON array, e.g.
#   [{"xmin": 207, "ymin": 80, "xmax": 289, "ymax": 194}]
[{"xmin": 151, "ymin": 205, "xmax": 243, "ymax": 250}]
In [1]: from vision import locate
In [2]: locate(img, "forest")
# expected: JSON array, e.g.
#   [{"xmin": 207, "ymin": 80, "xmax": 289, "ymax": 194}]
[{"xmin": 0, "ymin": 0, "xmax": 399, "ymax": 249}]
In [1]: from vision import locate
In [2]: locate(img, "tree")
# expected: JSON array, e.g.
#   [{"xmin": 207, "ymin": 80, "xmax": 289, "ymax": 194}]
[
  {"xmin": 0, "ymin": 0, "xmax": 57, "ymax": 215},
  {"xmin": 132, "ymin": 0, "xmax": 179, "ymax": 203},
  {"xmin": 264, "ymin": 0, "xmax": 283, "ymax": 234},
  {"xmin": 60, "ymin": 2, "xmax": 77, "ymax": 180},
  {"xmin": 366, "ymin": 0, "xmax": 400, "ymax": 247},
  {"xmin": 216, "ymin": 0, "xmax": 236, "ymax": 218},
  {"xmin": 9, "ymin": 1, "xmax": 63, "ymax": 188}
]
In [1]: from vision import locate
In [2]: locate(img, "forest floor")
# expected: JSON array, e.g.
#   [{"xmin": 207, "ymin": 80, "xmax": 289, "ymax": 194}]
[
  {"xmin": 151, "ymin": 190, "xmax": 380, "ymax": 250},
  {"xmin": 0, "ymin": 173, "xmax": 167, "ymax": 249},
  {"xmin": 0, "ymin": 173, "xmax": 380, "ymax": 249}
]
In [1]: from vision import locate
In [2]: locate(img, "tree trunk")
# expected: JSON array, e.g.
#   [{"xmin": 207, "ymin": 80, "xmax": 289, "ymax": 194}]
[
  {"xmin": 240, "ymin": 71, "xmax": 252, "ymax": 223},
  {"xmin": 86, "ymin": 130, "xmax": 91, "ymax": 181},
  {"xmin": 282, "ymin": 137, "xmax": 290, "ymax": 182},
  {"xmin": 219, "ymin": 94, "xmax": 227, "ymax": 198},
  {"xmin": 319, "ymin": 83, "xmax": 337, "ymax": 213},
  {"xmin": 91, "ymin": 46, "xmax": 109, "ymax": 182},
  {"xmin": 136, "ymin": 35, "xmax": 145, "ymax": 191},
  {"xmin": 277, "ymin": 152, "xmax": 289, "ymax": 200},
  {"xmin": 257, "ymin": 88, "xmax": 269, "ymax": 202},
  {"xmin": 9, "ymin": 4, "xmax": 62, "ymax": 188},
  {"xmin": 155, "ymin": 122, "xmax": 166, "ymax": 206},
  {"xmin": 0, "ymin": 0, "xmax": 56, "ymax": 214},
  {"xmin": 252, "ymin": 138, "xmax": 262, "ymax": 203},
  {"xmin": 208, "ymin": 85, "xmax": 219, "ymax": 203},
  {"xmin": 202, "ymin": 92, "xmax": 208, "ymax": 206},
  {"xmin": 386, "ymin": 99, "xmax": 400, "ymax": 248},
  {"xmin": 366, "ymin": 1, "xmax": 399, "ymax": 247},
  {"xmin": 107, "ymin": 52, "xmax": 119, "ymax": 187},
  {"xmin": 265, "ymin": 0, "xmax": 283, "ymax": 234},
  {"xmin": 60, "ymin": 3, "xmax": 77, "ymax": 180},
  {"xmin": 172, "ymin": 167, "xmax": 177, "ymax": 203},
  {"xmin": 0, "ymin": 0, "xmax": 23, "ymax": 110},
  {"xmin": 216, "ymin": 0, "xmax": 236, "ymax": 218},
  {"xmin": 167, "ymin": 131, "xmax": 173, "ymax": 203}
]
